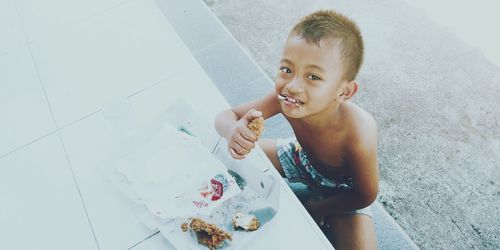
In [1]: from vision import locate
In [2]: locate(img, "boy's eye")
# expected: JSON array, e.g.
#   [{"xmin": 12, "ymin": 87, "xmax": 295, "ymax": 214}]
[
  {"xmin": 307, "ymin": 74, "xmax": 321, "ymax": 80},
  {"xmin": 279, "ymin": 66, "xmax": 291, "ymax": 74}
]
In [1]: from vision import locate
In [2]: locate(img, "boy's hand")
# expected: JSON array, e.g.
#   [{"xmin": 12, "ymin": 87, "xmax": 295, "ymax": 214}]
[{"xmin": 228, "ymin": 109, "xmax": 263, "ymax": 159}]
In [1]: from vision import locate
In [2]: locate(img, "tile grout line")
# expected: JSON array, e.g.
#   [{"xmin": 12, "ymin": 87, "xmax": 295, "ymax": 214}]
[
  {"xmin": 0, "ymin": 130, "xmax": 59, "ymax": 159},
  {"xmin": 56, "ymin": 133, "xmax": 102, "ymax": 250},
  {"xmin": 0, "ymin": 109, "xmax": 100, "ymax": 159},
  {"xmin": 127, "ymin": 230, "xmax": 160, "ymax": 250},
  {"xmin": 125, "ymin": 65, "xmax": 195, "ymax": 99},
  {"xmin": 13, "ymin": 4, "xmax": 101, "ymax": 250}
]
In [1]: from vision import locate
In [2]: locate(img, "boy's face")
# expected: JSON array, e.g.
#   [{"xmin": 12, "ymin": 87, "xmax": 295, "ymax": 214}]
[{"xmin": 275, "ymin": 35, "xmax": 350, "ymax": 119}]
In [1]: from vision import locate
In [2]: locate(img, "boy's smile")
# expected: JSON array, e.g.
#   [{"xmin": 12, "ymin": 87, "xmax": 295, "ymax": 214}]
[
  {"xmin": 275, "ymin": 34, "xmax": 349, "ymax": 123},
  {"xmin": 278, "ymin": 93, "xmax": 304, "ymax": 108}
]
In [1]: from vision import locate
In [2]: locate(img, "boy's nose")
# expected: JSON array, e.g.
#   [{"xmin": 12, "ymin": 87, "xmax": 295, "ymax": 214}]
[{"xmin": 286, "ymin": 78, "xmax": 304, "ymax": 94}]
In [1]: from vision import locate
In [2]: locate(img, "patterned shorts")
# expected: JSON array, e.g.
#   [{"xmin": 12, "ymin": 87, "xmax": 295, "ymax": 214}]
[{"xmin": 276, "ymin": 137, "xmax": 373, "ymax": 218}]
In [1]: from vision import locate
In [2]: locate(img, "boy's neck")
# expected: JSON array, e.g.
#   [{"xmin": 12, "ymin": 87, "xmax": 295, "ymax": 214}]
[{"xmin": 294, "ymin": 102, "xmax": 345, "ymax": 131}]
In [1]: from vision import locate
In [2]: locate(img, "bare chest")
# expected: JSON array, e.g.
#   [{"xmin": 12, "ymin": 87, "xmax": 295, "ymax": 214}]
[{"xmin": 294, "ymin": 131, "xmax": 352, "ymax": 178}]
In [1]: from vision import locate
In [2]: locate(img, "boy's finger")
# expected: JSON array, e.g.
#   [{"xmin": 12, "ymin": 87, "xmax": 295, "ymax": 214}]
[
  {"xmin": 230, "ymin": 148, "xmax": 245, "ymax": 159},
  {"xmin": 231, "ymin": 142, "xmax": 245, "ymax": 154},
  {"xmin": 236, "ymin": 125, "xmax": 257, "ymax": 142},
  {"xmin": 235, "ymin": 135, "xmax": 254, "ymax": 149},
  {"xmin": 240, "ymin": 128, "xmax": 258, "ymax": 142},
  {"xmin": 232, "ymin": 141, "xmax": 252, "ymax": 155}
]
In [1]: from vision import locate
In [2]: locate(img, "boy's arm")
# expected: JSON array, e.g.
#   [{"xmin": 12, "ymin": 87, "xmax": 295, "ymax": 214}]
[
  {"xmin": 232, "ymin": 91, "xmax": 282, "ymax": 121},
  {"xmin": 215, "ymin": 91, "xmax": 281, "ymax": 159},
  {"xmin": 306, "ymin": 121, "xmax": 379, "ymax": 217}
]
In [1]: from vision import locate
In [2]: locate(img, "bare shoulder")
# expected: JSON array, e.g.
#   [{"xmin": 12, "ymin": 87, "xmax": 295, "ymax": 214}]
[{"xmin": 342, "ymin": 102, "xmax": 378, "ymax": 145}]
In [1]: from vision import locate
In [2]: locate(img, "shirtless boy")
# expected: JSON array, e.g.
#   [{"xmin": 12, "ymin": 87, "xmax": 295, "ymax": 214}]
[{"xmin": 215, "ymin": 10, "xmax": 379, "ymax": 249}]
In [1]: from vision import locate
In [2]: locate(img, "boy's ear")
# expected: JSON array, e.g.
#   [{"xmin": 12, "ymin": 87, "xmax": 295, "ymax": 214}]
[{"xmin": 338, "ymin": 80, "xmax": 358, "ymax": 101}]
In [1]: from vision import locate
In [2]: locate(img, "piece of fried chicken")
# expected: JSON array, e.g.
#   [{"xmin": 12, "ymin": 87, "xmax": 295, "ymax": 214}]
[
  {"xmin": 187, "ymin": 218, "xmax": 232, "ymax": 249},
  {"xmin": 247, "ymin": 117, "xmax": 265, "ymax": 138}
]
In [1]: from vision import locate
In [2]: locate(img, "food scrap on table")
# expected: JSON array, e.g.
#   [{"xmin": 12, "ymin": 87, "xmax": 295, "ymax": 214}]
[
  {"xmin": 232, "ymin": 211, "xmax": 260, "ymax": 231},
  {"xmin": 181, "ymin": 222, "xmax": 189, "ymax": 232},
  {"xmin": 182, "ymin": 218, "xmax": 232, "ymax": 249}
]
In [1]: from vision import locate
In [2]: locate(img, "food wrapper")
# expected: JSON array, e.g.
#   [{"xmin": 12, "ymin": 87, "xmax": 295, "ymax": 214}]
[
  {"xmin": 115, "ymin": 123, "xmax": 241, "ymax": 219},
  {"xmin": 108, "ymin": 99, "xmax": 280, "ymax": 249},
  {"xmin": 155, "ymin": 138, "xmax": 280, "ymax": 249}
]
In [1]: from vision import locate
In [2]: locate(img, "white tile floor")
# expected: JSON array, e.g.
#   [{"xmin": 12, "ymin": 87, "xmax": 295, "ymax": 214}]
[
  {"xmin": 30, "ymin": 0, "xmax": 197, "ymax": 127},
  {"xmin": 0, "ymin": 134, "xmax": 97, "ymax": 250},
  {"xmin": 15, "ymin": 0, "xmax": 131, "ymax": 42},
  {"xmin": 0, "ymin": 0, "xmax": 208, "ymax": 249},
  {"xmin": 1, "ymin": 0, "xmax": 334, "ymax": 249}
]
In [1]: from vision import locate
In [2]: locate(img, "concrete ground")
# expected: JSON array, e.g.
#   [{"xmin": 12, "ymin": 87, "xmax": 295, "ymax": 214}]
[{"xmin": 203, "ymin": 0, "xmax": 500, "ymax": 249}]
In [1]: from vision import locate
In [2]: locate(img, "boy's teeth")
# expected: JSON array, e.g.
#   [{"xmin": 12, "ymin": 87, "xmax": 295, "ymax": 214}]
[{"xmin": 279, "ymin": 94, "xmax": 303, "ymax": 105}]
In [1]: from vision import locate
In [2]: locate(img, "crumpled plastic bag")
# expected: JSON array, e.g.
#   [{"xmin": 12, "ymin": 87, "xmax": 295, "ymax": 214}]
[{"xmin": 116, "ymin": 123, "xmax": 240, "ymax": 219}]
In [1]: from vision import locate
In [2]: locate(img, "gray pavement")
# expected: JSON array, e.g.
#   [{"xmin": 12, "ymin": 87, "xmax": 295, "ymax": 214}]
[{"xmin": 201, "ymin": 0, "xmax": 500, "ymax": 249}]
